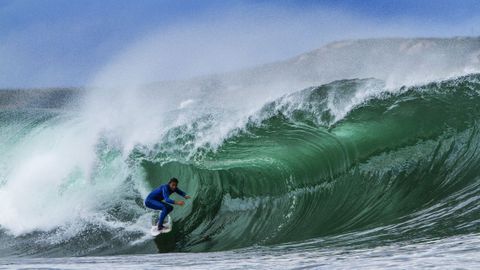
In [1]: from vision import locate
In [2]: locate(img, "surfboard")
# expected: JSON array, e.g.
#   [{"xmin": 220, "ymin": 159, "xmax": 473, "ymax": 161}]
[{"xmin": 150, "ymin": 214, "xmax": 172, "ymax": 236}]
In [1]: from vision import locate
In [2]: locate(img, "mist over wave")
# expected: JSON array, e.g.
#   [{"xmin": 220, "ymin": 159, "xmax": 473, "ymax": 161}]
[{"xmin": 0, "ymin": 38, "xmax": 480, "ymax": 256}]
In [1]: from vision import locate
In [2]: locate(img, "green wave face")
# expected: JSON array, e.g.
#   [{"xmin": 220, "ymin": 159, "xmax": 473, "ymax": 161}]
[
  {"xmin": 142, "ymin": 75, "xmax": 480, "ymax": 251},
  {"xmin": 1, "ymin": 75, "xmax": 480, "ymax": 256}
]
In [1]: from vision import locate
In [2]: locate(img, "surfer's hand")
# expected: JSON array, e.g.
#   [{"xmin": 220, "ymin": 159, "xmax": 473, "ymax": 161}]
[
  {"xmin": 184, "ymin": 195, "xmax": 191, "ymax": 199},
  {"xmin": 176, "ymin": 201, "xmax": 185, "ymax": 206}
]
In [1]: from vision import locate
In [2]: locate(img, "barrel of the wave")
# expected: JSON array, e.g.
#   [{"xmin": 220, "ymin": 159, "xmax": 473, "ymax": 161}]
[{"xmin": 144, "ymin": 74, "xmax": 480, "ymax": 251}]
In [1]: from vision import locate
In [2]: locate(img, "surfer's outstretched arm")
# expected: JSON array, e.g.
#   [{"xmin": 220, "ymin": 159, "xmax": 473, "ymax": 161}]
[
  {"xmin": 176, "ymin": 188, "xmax": 191, "ymax": 199},
  {"xmin": 176, "ymin": 188, "xmax": 187, "ymax": 197}
]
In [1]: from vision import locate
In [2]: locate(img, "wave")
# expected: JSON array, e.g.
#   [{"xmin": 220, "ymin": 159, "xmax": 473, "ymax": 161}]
[
  {"xmin": 1, "ymin": 74, "xmax": 480, "ymax": 256},
  {"xmin": 142, "ymin": 74, "xmax": 480, "ymax": 251}
]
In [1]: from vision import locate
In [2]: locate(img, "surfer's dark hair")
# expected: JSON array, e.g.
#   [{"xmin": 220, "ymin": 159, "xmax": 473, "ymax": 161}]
[{"xmin": 169, "ymin": 177, "xmax": 179, "ymax": 184}]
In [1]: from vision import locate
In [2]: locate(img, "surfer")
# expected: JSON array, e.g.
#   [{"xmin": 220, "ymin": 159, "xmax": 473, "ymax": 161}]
[{"xmin": 144, "ymin": 178, "xmax": 190, "ymax": 230}]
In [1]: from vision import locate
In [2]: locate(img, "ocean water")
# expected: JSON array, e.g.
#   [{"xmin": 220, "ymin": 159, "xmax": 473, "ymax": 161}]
[
  {"xmin": 1, "ymin": 234, "xmax": 478, "ymax": 269},
  {"xmin": 1, "ymin": 69, "xmax": 480, "ymax": 267}
]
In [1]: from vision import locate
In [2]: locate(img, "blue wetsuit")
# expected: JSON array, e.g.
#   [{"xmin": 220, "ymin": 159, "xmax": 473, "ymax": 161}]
[{"xmin": 144, "ymin": 184, "xmax": 187, "ymax": 228}]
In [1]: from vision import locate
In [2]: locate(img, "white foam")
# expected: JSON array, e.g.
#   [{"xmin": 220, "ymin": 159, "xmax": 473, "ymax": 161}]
[
  {"xmin": 0, "ymin": 115, "xmax": 139, "ymax": 236},
  {"xmin": 179, "ymin": 99, "xmax": 195, "ymax": 109}
]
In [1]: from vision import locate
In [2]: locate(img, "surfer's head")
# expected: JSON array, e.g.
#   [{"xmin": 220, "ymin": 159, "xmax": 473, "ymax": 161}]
[{"xmin": 168, "ymin": 177, "xmax": 179, "ymax": 190}]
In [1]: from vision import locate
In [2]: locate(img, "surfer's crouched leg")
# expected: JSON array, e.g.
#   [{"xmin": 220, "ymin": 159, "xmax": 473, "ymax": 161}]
[
  {"xmin": 145, "ymin": 198, "xmax": 173, "ymax": 229},
  {"xmin": 158, "ymin": 203, "xmax": 173, "ymax": 228}
]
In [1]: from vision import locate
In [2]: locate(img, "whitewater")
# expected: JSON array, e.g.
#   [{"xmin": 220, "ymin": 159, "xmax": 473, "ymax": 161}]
[{"xmin": 1, "ymin": 38, "xmax": 480, "ymax": 269}]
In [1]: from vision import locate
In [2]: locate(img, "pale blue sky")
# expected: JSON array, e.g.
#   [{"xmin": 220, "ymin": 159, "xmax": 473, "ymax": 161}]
[{"xmin": 1, "ymin": 0, "xmax": 479, "ymax": 88}]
